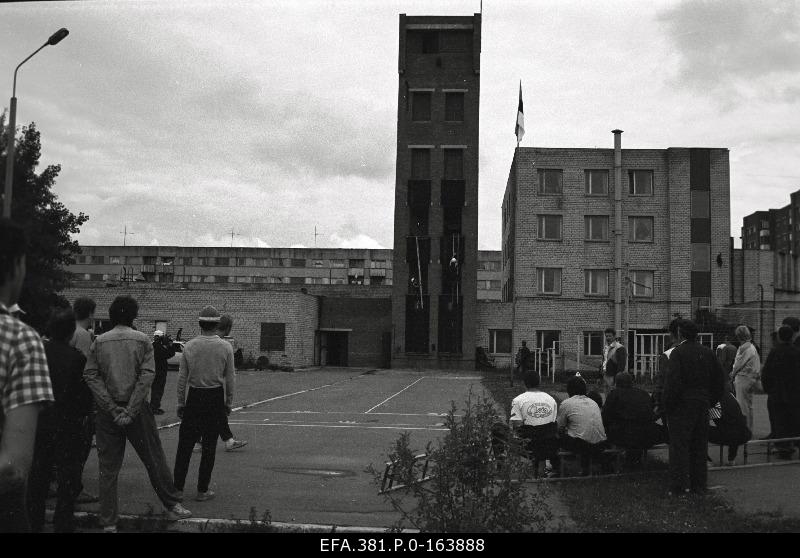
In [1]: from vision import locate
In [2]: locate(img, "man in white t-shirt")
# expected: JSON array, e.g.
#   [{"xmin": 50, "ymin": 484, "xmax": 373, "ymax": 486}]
[{"xmin": 510, "ymin": 371, "xmax": 560, "ymax": 476}]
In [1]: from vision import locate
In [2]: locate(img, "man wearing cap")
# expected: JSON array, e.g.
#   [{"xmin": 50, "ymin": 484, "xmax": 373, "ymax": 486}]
[
  {"xmin": 173, "ymin": 305, "xmax": 235, "ymax": 502},
  {"xmin": 150, "ymin": 330, "xmax": 176, "ymax": 415}
]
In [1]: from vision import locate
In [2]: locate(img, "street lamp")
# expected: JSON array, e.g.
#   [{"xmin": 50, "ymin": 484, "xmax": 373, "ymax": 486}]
[{"xmin": 3, "ymin": 28, "xmax": 69, "ymax": 218}]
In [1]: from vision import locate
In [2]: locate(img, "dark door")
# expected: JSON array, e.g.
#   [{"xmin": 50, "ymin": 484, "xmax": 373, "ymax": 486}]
[
  {"xmin": 326, "ymin": 332, "xmax": 349, "ymax": 367},
  {"xmin": 381, "ymin": 332, "xmax": 392, "ymax": 369}
]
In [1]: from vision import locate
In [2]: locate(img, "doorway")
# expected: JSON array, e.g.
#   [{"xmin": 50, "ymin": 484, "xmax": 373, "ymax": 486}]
[{"xmin": 318, "ymin": 330, "xmax": 350, "ymax": 367}]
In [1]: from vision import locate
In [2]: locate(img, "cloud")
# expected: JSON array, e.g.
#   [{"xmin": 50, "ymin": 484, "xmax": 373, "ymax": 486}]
[{"xmin": 328, "ymin": 233, "xmax": 386, "ymax": 249}]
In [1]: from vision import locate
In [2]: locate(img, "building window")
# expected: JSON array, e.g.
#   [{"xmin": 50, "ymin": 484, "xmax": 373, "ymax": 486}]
[
  {"xmin": 691, "ymin": 190, "xmax": 710, "ymax": 218},
  {"xmin": 76, "ymin": 256, "xmax": 87, "ymax": 264},
  {"xmin": 235, "ymin": 276, "xmax": 251, "ymax": 283},
  {"xmin": 489, "ymin": 279, "xmax": 501, "ymax": 289},
  {"xmin": 630, "ymin": 270, "xmax": 654, "ymax": 297},
  {"xmin": 488, "ymin": 329, "xmax": 512, "ymax": 354},
  {"xmin": 629, "ymin": 216, "xmax": 654, "ymax": 242},
  {"xmin": 411, "ymin": 148, "xmax": 431, "ymax": 180},
  {"xmin": 411, "ymin": 91, "xmax": 432, "ymax": 122},
  {"xmin": 214, "ymin": 257, "xmax": 229, "ymax": 266},
  {"xmin": 290, "ymin": 258, "xmax": 306, "ymax": 268},
  {"xmin": 349, "ymin": 259, "xmax": 365, "ymax": 268},
  {"xmin": 537, "ymin": 268, "xmax": 562, "ymax": 295},
  {"xmin": 537, "ymin": 215, "xmax": 563, "ymax": 240},
  {"xmin": 537, "ymin": 330, "xmax": 560, "ymax": 354},
  {"xmin": 538, "ymin": 169, "xmax": 562, "ymax": 195},
  {"xmin": 691, "ymin": 244, "xmax": 710, "ymax": 271},
  {"xmin": 583, "ymin": 332, "xmax": 604, "ymax": 356},
  {"xmin": 444, "ymin": 92, "xmax": 465, "ymax": 122},
  {"xmin": 585, "ymin": 170, "xmax": 609, "ymax": 195},
  {"xmin": 142, "ymin": 256, "xmax": 157, "ymax": 265},
  {"xmin": 260, "ymin": 323, "xmax": 285, "ymax": 352},
  {"xmin": 88, "ymin": 255, "xmax": 104, "ymax": 264},
  {"xmin": 443, "ymin": 149, "xmax": 464, "ymax": 180},
  {"xmin": 110, "ymin": 256, "xmax": 121, "ymax": 265},
  {"xmin": 313, "ymin": 260, "xmax": 324, "ymax": 267},
  {"xmin": 161, "ymin": 257, "xmax": 175, "ymax": 266},
  {"xmin": 236, "ymin": 257, "xmax": 247, "ymax": 266},
  {"xmin": 330, "ymin": 259, "xmax": 346, "ymax": 268},
  {"xmin": 628, "ymin": 170, "xmax": 653, "ymax": 196},
  {"xmin": 288, "ymin": 277, "xmax": 305, "ymax": 284},
  {"xmin": 585, "ymin": 269, "xmax": 609, "ymax": 296},
  {"xmin": 585, "ymin": 216, "xmax": 609, "ymax": 241},
  {"xmin": 480, "ymin": 260, "xmax": 500, "ymax": 271},
  {"xmin": 331, "ymin": 277, "xmax": 347, "ymax": 285},
  {"xmin": 370, "ymin": 276, "xmax": 386, "ymax": 286},
  {"xmin": 269, "ymin": 277, "xmax": 285, "ymax": 284},
  {"xmin": 421, "ymin": 31, "xmax": 438, "ymax": 54},
  {"xmin": 371, "ymin": 259, "xmax": 387, "ymax": 269},
  {"xmin": 348, "ymin": 273, "xmax": 364, "ymax": 285}
]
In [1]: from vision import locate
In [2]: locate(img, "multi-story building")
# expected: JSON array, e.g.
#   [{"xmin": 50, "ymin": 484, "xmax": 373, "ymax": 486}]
[
  {"xmin": 391, "ymin": 13, "xmax": 481, "ymax": 369},
  {"xmin": 741, "ymin": 188, "xmax": 800, "ymax": 254},
  {"xmin": 501, "ymin": 131, "xmax": 731, "ymax": 371}
]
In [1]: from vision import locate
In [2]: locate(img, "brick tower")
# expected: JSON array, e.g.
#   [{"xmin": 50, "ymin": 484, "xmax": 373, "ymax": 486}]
[{"xmin": 391, "ymin": 14, "xmax": 481, "ymax": 369}]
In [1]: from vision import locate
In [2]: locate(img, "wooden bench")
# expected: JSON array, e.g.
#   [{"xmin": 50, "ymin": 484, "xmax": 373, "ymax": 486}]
[{"xmin": 379, "ymin": 453, "xmax": 432, "ymax": 493}]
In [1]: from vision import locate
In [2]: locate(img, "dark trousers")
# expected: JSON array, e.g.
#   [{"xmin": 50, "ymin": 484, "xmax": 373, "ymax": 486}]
[
  {"xmin": 0, "ymin": 475, "xmax": 28, "ymax": 532},
  {"xmin": 150, "ymin": 365, "xmax": 168, "ymax": 410},
  {"xmin": 174, "ymin": 387, "xmax": 225, "ymax": 493},
  {"xmin": 27, "ymin": 421, "xmax": 84, "ymax": 532},
  {"xmin": 561, "ymin": 436, "xmax": 607, "ymax": 474},
  {"xmin": 76, "ymin": 412, "xmax": 95, "ymax": 496},
  {"xmin": 95, "ymin": 404, "xmax": 182, "ymax": 527},
  {"xmin": 667, "ymin": 400, "xmax": 709, "ymax": 493}
]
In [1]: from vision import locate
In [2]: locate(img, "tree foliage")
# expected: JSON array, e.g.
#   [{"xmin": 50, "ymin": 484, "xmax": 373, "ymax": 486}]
[{"xmin": 1, "ymin": 114, "xmax": 88, "ymax": 332}]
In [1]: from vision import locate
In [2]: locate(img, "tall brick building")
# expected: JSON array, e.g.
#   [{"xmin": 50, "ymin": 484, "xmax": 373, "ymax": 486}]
[
  {"xmin": 502, "ymin": 133, "xmax": 731, "ymax": 371},
  {"xmin": 741, "ymin": 188, "xmax": 800, "ymax": 254},
  {"xmin": 391, "ymin": 13, "xmax": 481, "ymax": 369}
]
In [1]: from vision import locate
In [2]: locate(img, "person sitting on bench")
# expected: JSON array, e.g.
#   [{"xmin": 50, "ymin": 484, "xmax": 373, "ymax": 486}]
[
  {"xmin": 558, "ymin": 375, "xmax": 608, "ymax": 476},
  {"xmin": 708, "ymin": 390, "xmax": 751, "ymax": 466},
  {"xmin": 509, "ymin": 372, "xmax": 560, "ymax": 477},
  {"xmin": 602, "ymin": 372, "xmax": 667, "ymax": 467}
]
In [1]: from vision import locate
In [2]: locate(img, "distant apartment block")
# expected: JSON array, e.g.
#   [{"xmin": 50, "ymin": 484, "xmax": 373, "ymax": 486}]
[{"xmin": 741, "ymin": 188, "xmax": 800, "ymax": 254}]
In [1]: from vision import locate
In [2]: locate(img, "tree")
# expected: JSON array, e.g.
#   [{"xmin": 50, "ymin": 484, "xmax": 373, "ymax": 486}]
[{"xmin": 1, "ymin": 114, "xmax": 88, "ymax": 332}]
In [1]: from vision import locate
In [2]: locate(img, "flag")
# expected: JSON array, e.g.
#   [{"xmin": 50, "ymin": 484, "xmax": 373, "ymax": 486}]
[{"xmin": 515, "ymin": 81, "xmax": 524, "ymax": 144}]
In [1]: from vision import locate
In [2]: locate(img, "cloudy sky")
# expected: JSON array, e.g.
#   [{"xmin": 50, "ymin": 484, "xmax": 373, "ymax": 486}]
[{"xmin": 2, "ymin": 0, "xmax": 799, "ymax": 250}]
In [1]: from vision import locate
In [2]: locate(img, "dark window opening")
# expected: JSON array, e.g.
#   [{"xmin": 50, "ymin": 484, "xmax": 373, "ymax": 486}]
[
  {"xmin": 445, "ymin": 92, "xmax": 464, "ymax": 121},
  {"xmin": 260, "ymin": 323, "xmax": 285, "ymax": 352},
  {"xmin": 421, "ymin": 31, "xmax": 438, "ymax": 54},
  {"xmin": 409, "ymin": 205, "xmax": 429, "ymax": 236},
  {"xmin": 443, "ymin": 149, "xmax": 464, "ymax": 180},
  {"xmin": 405, "ymin": 295, "xmax": 430, "ymax": 353},
  {"xmin": 411, "ymin": 91, "xmax": 432, "ymax": 122},
  {"xmin": 407, "ymin": 179, "xmax": 431, "ymax": 206},
  {"xmin": 441, "ymin": 179, "xmax": 465, "ymax": 207},
  {"xmin": 438, "ymin": 295, "xmax": 463, "ymax": 354},
  {"xmin": 410, "ymin": 149, "xmax": 431, "ymax": 180},
  {"xmin": 439, "ymin": 30, "xmax": 470, "ymax": 53},
  {"xmin": 443, "ymin": 206, "xmax": 462, "ymax": 234}
]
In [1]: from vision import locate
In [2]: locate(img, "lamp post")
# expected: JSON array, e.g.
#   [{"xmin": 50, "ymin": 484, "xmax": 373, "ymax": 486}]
[{"xmin": 3, "ymin": 28, "xmax": 69, "ymax": 218}]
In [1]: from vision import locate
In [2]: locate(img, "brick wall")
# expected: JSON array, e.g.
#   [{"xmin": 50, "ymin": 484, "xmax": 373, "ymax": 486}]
[
  {"xmin": 319, "ymin": 297, "xmax": 392, "ymax": 367},
  {"xmin": 475, "ymin": 301, "xmax": 513, "ymax": 366},
  {"xmin": 61, "ymin": 285, "xmax": 319, "ymax": 368}
]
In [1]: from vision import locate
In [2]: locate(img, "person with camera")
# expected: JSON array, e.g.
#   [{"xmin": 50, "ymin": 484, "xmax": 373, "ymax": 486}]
[{"xmin": 150, "ymin": 330, "xmax": 176, "ymax": 415}]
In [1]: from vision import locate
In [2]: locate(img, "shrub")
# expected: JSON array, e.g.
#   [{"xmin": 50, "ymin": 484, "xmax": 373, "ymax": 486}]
[{"xmin": 371, "ymin": 391, "xmax": 553, "ymax": 532}]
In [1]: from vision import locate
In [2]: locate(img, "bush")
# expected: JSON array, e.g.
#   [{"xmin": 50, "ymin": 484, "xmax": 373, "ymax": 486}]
[
  {"xmin": 372, "ymin": 392, "xmax": 553, "ymax": 532},
  {"xmin": 255, "ymin": 356, "xmax": 270, "ymax": 370}
]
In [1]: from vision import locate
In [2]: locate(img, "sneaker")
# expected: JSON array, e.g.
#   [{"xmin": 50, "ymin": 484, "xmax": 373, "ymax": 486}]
[
  {"xmin": 166, "ymin": 503, "xmax": 192, "ymax": 521},
  {"xmin": 102, "ymin": 525, "xmax": 118, "ymax": 533},
  {"xmin": 193, "ymin": 443, "xmax": 202, "ymax": 453},
  {"xmin": 76, "ymin": 490, "xmax": 99, "ymax": 504},
  {"xmin": 225, "ymin": 439, "xmax": 248, "ymax": 452},
  {"xmin": 195, "ymin": 490, "xmax": 215, "ymax": 502}
]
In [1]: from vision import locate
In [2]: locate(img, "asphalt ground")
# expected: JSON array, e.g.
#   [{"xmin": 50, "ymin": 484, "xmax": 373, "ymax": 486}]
[{"xmin": 76, "ymin": 367, "xmax": 490, "ymax": 529}]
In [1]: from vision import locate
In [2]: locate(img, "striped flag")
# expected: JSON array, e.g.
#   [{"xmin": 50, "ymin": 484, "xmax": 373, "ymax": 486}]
[{"xmin": 515, "ymin": 81, "xmax": 524, "ymax": 144}]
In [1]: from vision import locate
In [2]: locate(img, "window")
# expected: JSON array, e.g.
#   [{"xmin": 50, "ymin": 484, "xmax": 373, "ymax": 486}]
[
  {"xmin": 90, "ymin": 255, "xmax": 105, "ymax": 264},
  {"xmin": 691, "ymin": 190, "xmax": 710, "ymax": 218},
  {"xmin": 214, "ymin": 257, "xmax": 230, "ymax": 266},
  {"xmin": 691, "ymin": 244, "xmax": 710, "ymax": 271},
  {"xmin": 411, "ymin": 91, "xmax": 432, "ymax": 122},
  {"xmin": 76, "ymin": 256, "xmax": 87, "ymax": 264},
  {"xmin": 480, "ymin": 260, "xmax": 500, "ymax": 271},
  {"xmin": 235, "ymin": 276, "xmax": 251, "ymax": 283},
  {"xmin": 349, "ymin": 259, "xmax": 365, "ymax": 268},
  {"xmin": 158, "ymin": 273, "xmax": 174, "ymax": 283},
  {"xmin": 537, "ymin": 268, "xmax": 562, "ymax": 294},
  {"xmin": 370, "ymin": 276, "xmax": 386, "ymax": 286},
  {"xmin": 445, "ymin": 92, "xmax": 464, "ymax": 122},
  {"xmin": 236, "ymin": 257, "xmax": 247, "ymax": 266},
  {"xmin": 269, "ymin": 277, "xmax": 285, "ymax": 284},
  {"xmin": 629, "ymin": 217, "xmax": 654, "ymax": 242},
  {"xmin": 537, "ymin": 215, "xmax": 563, "ymax": 240},
  {"xmin": 330, "ymin": 277, "xmax": 347, "ymax": 285},
  {"xmin": 488, "ymin": 280, "xmax": 501, "ymax": 289},
  {"xmin": 443, "ymin": 149, "xmax": 464, "ymax": 180},
  {"xmin": 583, "ymin": 332, "xmax": 604, "ymax": 356},
  {"xmin": 260, "ymin": 323, "xmax": 285, "ymax": 352},
  {"xmin": 290, "ymin": 258, "xmax": 306, "ymax": 268},
  {"xmin": 313, "ymin": 260, "xmax": 324, "ymax": 267},
  {"xmin": 288, "ymin": 277, "xmax": 305, "ymax": 284},
  {"xmin": 371, "ymin": 259, "xmax": 387, "ymax": 269},
  {"xmin": 585, "ymin": 170, "xmax": 609, "ymax": 195},
  {"xmin": 628, "ymin": 170, "xmax": 653, "ymax": 195},
  {"xmin": 585, "ymin": 216, "xmax": 609, "ymax": 241},
  {"xmin": 410, "ymin": 149, "xmax": 431, "ymax": 180},
  {"xmin": 161, "ymin": 257, "xmax": 175, "ymax": 266},
  {"xmin": 330, "ymin": 259, "xmax": 346, "ymax": 268},
  {"xmin": 488, "ymin": 329, "xmax": 512, "ymax": 354},
  {"xmin": 538, "ymin": 169, "xmax": 562, "ymax": 195},
  {"xmin": 143, "ymin": 256, "xmax": 157, "ymax": 265},
  {"xmin": 537, "ymin": 330, "xmax": 560, "ymax": 354},
  {"xmin": 630, "ymin": 270, "xmax": 654, "ymax": 297},
  {"xmin": 585, "ymin": 269, "xmax": 609, "ymax": 295},
  {"xmin": 193, "ymin": 257, "xmax": 206, "ymax": 266},
  {"xmin": 348, "ymin": 274, "xmax": 364, "ymax": 285},
  {"xmin": 439, "ymin": 31, "xmax": 470, "ymax": 52},
  {"xmin": 110, "ymin": 256, "xmax": 121, "ymax": 265},
  {"xmin": 421, "ymin": 31, "xmax": 438, "ymax": 54}
]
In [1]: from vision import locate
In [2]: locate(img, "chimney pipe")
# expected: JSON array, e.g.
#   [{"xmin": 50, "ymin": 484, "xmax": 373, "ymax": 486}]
[{"xmin": 612, "ymin": 129, "xmax": 623, "ymax": 335}]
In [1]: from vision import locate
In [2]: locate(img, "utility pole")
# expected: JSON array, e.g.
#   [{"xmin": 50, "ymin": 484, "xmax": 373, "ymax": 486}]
[
  {"xmin": 229, "ymin": 228, "xmax": 241, "ymax": 248},
  {"xmin": 120, "ymin": 225, "xmax": 135, "ymax": 246},
  {"xmin": 314, "ymin": 226, "xmax": 321, "ymax": 247}
]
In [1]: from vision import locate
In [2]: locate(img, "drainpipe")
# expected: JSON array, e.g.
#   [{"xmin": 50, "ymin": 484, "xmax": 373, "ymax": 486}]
[{"xmin": 613, "ymin": 129, "xmax": 623, "ymax": 334}]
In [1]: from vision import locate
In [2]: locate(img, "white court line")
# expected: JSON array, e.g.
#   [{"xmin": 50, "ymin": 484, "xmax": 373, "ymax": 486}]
[
  {"xmin": 227, "ymin": 421, "xmax": 447, "ymax": 432},
  {"xmin": 364, "ymin": 377, "xmax": 426, "ymax": 414},
  {"xmin": 252, "ymin": 419, "xmax": 442, "ymax": 427},
  {"xmin": 238, "ymin": 410, "xmax": 456, "ymax": 417}
]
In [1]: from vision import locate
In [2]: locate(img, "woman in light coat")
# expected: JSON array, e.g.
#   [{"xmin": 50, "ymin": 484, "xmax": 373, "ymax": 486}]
[{"xmin": 731, "ymin": 325, "xmax": 761, "ymax": 432}]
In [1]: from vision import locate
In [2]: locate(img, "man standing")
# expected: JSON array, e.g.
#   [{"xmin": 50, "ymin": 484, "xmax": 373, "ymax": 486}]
[
  {"xmin": 653, "ymin": 319, "xmax": 681, "ymax": 418},
  {"xmin": 27, "ymin": 308, "xmax": 93, "ymax": 532},
  {"xmin": 663, "ymin": 319, "xmax": 726, "ymax": 496},
  {"xmin": 174, "ymin": 306, "xmax": 235, "ymax": 501},
  {"xmin": 84, "ymin": 295, "xmax": 191, "ymax": 532},
  {"xmin": 761, "ymin": 325, "xmax": 800, "ymax": 458},
  {"xmin": 70, "ymin": 296, "xmax": 99, "ymax": 504},
  {"xmin": 516, "ymin": 341, "xmax": 532, "ymax": 376},
  {"xmin": 150, "ymin": 330, "xmax": 175, "ymax": 415},
  {"xmin": 0, "ymin": 219, "xmax": 54, "ymax": 532},
  {"xmin": 602, "ymin": 328, "xmax": 627, "ymax": 392}
]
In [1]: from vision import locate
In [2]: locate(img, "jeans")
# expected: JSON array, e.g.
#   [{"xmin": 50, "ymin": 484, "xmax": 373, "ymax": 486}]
[
  {"xmin": 734, "ymin": 375, "xmax": 757, "ymax": 433},
  {"xmin": 27, "ymin": 420, "xmax": 84, "ymax": 532},
  {"xmin": 667, "ymin": 400, "xmax": 710, "ymax": 493},
  {"xmin": 95, "ymin": 404, "xmax": 182, "ymax": 527},
  {"xmin": 174, "ymin": 387, "xmax": 225, "ymax": 493}
]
